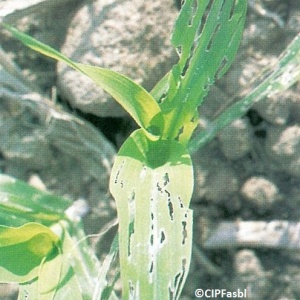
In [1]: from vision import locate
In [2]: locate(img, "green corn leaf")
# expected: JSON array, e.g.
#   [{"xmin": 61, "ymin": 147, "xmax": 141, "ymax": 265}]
[
  {"xmin": 37, "ymin": 224, "xmax": 85, "ymax": 300},
  {"xmin": 189, "ymin": 31, "xmax": 300, "ymax": 152},
  {"xmin": 18, "ymin": 253, "xmax": 82, "ymax": 300},
  {"xmin": 161, "ymin": 0, "xmax": 247, "ymax": 141},
  {"xmin": 37, "ymin": 249, "xmax": 64, "ymax": 300},
  {"xmin": 110, "ymin": 129, "xmax": 193, "ymax": 299},
  {"xmin": 0, "ymin": 174, "xmax": 70, "ymax": 227},
  {"xmin": 18, "ymin": 280, "xmax": 39, "ymax": 300},
  {"xmin": 150, "ymin": 72, "xmax": 169, "ymax": 102},
  {"xmin": 17, "ymin": 224, "xmax": 84, "ymax": 300},
  {"xmin": 0, "ymin": 223, "xmax": 60, "ymax": 283},
  {"xmin": 93, "ymin": 234, "xmax": 119, "ymax": 300},
  {"xmin": 1, "ymin": 23, "xmax": 164, "ymax": 136},
  {"xmin": 16, "ymin": 222, "xmax": 99, "ymax": 300}
]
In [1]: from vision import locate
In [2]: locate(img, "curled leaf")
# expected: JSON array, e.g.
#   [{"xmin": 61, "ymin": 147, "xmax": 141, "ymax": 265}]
[{"xmin": 0, "ymin": 223, "xmax": 60, "ymax": 283}]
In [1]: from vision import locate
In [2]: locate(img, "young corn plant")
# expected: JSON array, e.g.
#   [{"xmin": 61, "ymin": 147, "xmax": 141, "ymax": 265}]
[
  {"xmin": 1, "ymin": 1, "xmax": 247, "ymax": 297},
  {"xmin": 1, "ymin": 0, "xmax": 300, "ymax": 298}
]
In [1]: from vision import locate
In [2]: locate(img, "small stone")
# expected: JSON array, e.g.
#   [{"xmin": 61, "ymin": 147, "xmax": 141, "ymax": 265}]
[
  {"xmin": 234, "ymin": 249, "xmax": 264, "ymax": 276},
  {"xmin": 218, "ymin": 118, "xmax": 253, "ymax": 160},
  {"xmin": 192, "ymin": 147, "xmax": 240, "ymax": 203},
  {"xmin": 241, "ymin": 176, "xmax": 280, "ymax": 209},
  {"xmin": 253, "ymin": 94, "xmax": 290, "ymax": 125},
  {"xmin": 231, "ymin": 249, "xmax": 270, "ymax": 300},
  {"xmin": 266, "ymin": 125, "xmax": 300, "ymax": 177}
]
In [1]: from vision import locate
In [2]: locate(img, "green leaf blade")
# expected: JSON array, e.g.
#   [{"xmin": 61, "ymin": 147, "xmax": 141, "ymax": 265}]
[
  {"xmin": 161, "ymin": 0, "xmax": 247, "ymax": 140},
  {"xmin": 0, "ymin": 223, "xmax": 60, "ymax": 283},
  {"xmin": 110, "ymin": 129, "xmax": 193, "ymax": 299},
  {"xmin": 17, "ymin": 224, "xmax": 86, "ymax": 300},
  {"xmin": 2, "ymin": 23, "xmax": 164, "ymax": 136},
  {"xmin": 76, "ymin": 64, "xmax": 164, "ymax": 135},
  {"xmin": 1, "ymin": 23, "xmax": 78, "ymax": 71},
  {"xmin": 0, "ymin": 175, "xmax": 70, "ymax": 226}
]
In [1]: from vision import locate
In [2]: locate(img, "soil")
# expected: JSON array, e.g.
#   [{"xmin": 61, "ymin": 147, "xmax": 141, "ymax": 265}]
[{"xmin": 0, "ymin": 1, "xmax": 300, "ymax": 299}]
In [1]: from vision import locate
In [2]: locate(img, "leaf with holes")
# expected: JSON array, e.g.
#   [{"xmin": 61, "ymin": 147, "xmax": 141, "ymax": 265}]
[
  {"xmin": 160, "ymin": 0, "xmax": 247, "ymax": 141},
  {"xmin": 110, "ymin": 129, "xmax": 193, "ymax": 299},
  {"xmin": 1, "ymin": 1, "xmax": 249, "ymax": 298}
]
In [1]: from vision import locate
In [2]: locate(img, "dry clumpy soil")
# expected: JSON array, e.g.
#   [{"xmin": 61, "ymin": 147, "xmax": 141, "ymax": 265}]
[{"xmin": 0, "ymin": 0, "xmax": 300, "ymax": 299}]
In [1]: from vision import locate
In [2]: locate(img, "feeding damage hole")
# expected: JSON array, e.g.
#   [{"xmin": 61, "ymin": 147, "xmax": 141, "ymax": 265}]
[
  {"xmin": 168, "ymin": 196, "xmax": 174, "ymax": 221},
  {"xmin": 156, "ymin": 182, "xmax": 163, "ymax": 193},
  {"xmin": 127, "ymin": 190, "xmax": 136, "ymax": 257},
  {"xmin": 216, "ymin": 56, "xmax": 229, "ymax": 79},
  {"xmin": 163, "ymin": 173, "xmax": 170, "ymax": 186},
  {"xmin": 114, "ymin": 160, "xmax": 125, "ymax": 187},
  {"xmin": 129, "ymin": 281, "xmax": 135, "ymax": 298},
  {"xmin": 160, "ymin": 230, "xmax": 166, "ymax": 244},
  {"xmin": 150, "ymin": 233, "xmax": 154, "ymax": 246},
  {"xmin": 149, "ymin": 261, "xmax": 154, "ymax": 274},
  {"xmin": 169, "ymin": 259, "xmax": 187, "ymax": 299},
  {"xmin": 206, "ymin": 23, "xmax": 221, "ymax": 51},
  {"xmin": 154, "ymin": 174, "xmax": 174, "ymax": 221},
  {"xmin": 149, "ymin": 199, "xmax": 155, "ymax": 276},
  {"xmin": 188, "ymin": 0, "xmax": 198, "ymax": 26},
  {"xmin": 24, "ymin": 290, "xmax": 29, "ymax": 300},
  {"xmin": 181, "ymin": 221, "xmax": 188, "ymax": 245},
  {"xmin": 163, "ymin": 188, "xmax": 174, "ymax": 221},
  {"xmin": 128, "ymin": 220, "xmax": 135, "ymax": 256},
  {"xmin": 157, "ymin": 92, "xmax": 167, "ymax": 104}
]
